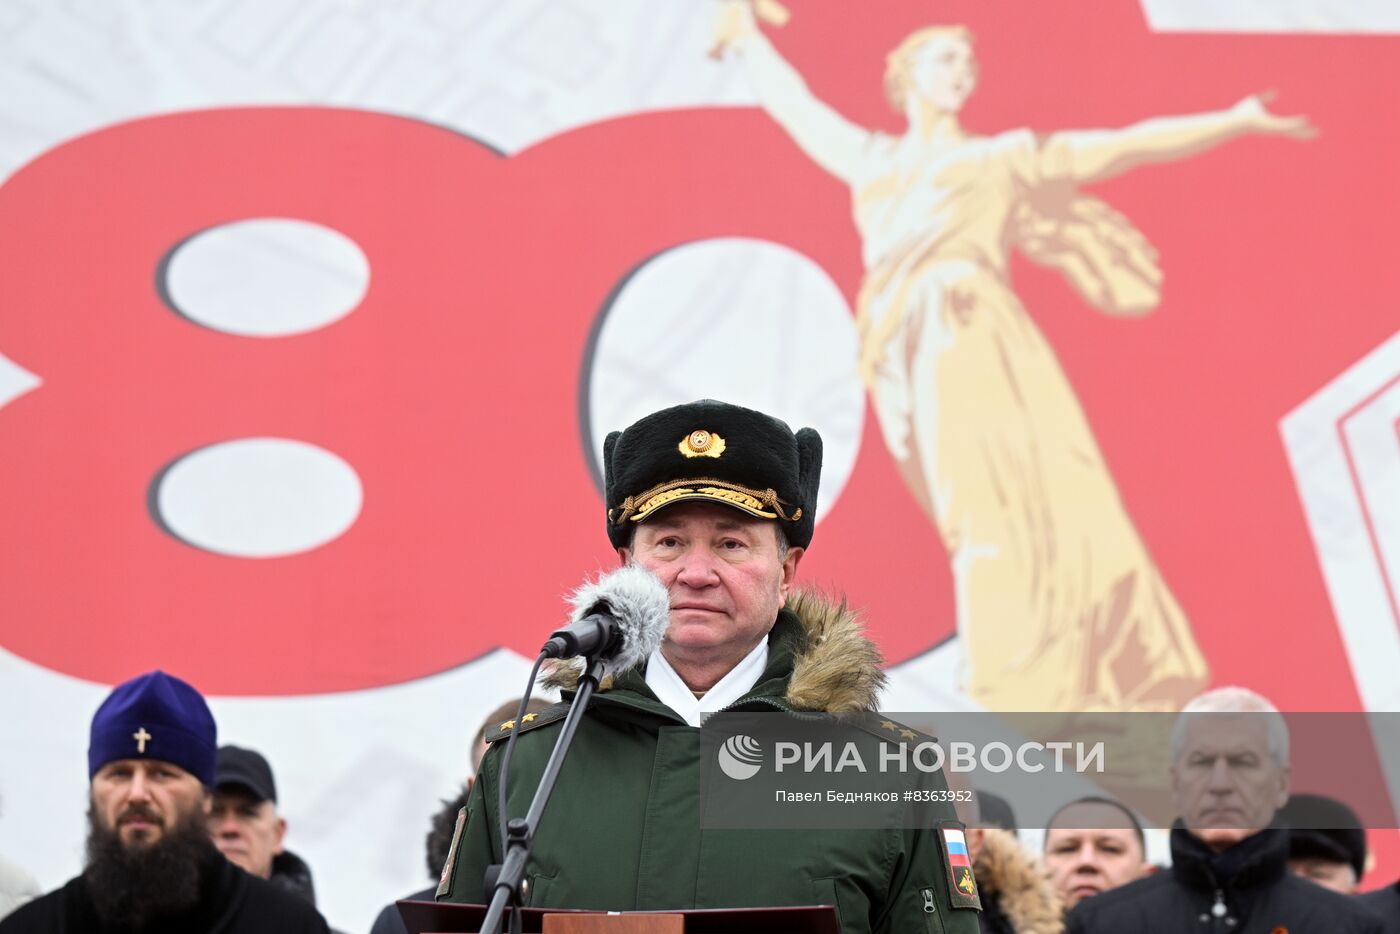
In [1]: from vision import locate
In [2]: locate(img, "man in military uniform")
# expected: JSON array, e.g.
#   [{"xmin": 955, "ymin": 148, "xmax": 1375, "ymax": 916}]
[{"xmin": 437, "ymin": 399, "xmax": 981, "ymax": 933}]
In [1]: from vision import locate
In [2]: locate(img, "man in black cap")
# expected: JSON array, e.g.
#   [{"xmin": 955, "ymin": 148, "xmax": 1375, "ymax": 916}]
[
  {"xmin": 1279, "ymin": 793, "xmax": 1368, "ymax": 895},
  {"xmin": 437, "ymin": 399, "xmax": 981, "ymax": 933},
  {"xmin": 0, "ymin": 671, "xmax": 329, "ymax": 934},
  {"xmin": 211, "ymin": 746, "xmax": 329, "ymax": 916}
]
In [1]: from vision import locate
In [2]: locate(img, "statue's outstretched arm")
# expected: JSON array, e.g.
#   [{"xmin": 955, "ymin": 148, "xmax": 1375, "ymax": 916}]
[
  {"xmin": 713, "ymin": 1, "xmax": 871, "ymax": 184},
  {"xmin": 1041, "ymin": 93, "xmax": 1315, "ymax": 186}
]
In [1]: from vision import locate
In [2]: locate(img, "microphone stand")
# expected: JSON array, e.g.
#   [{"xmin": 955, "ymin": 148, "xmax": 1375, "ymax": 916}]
[{"xmin": 480, "ymin": 651, "xmax": 609, "ymax": 934}]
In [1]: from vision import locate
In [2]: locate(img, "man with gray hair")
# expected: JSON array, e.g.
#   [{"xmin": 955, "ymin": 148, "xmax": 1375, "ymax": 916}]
[{"xmin": 1067, "ymin": 686, "xmax": 1381, "ymax": 932}]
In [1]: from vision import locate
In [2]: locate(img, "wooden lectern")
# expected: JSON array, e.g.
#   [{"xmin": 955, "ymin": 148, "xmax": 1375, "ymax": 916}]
[{"xmin": 396, "ymin": 900, "xmax": 840, "ymax": 934}]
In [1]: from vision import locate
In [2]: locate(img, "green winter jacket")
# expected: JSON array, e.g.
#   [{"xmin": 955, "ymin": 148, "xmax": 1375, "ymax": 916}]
[{"xmin": 437, "ymin": 591, "xmax": 981, "ymax": 934}]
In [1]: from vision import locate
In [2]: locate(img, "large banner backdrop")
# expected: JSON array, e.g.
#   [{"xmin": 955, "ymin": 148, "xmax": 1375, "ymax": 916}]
[{"xmin": 2, "ymin": 1, "xmax": 1398, "ymax": 928}]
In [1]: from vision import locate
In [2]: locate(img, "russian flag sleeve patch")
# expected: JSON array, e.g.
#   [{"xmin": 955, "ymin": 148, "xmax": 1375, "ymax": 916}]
[{"xmin": 938, "ymin": 821, "xmax": 982, "ymax": 911}]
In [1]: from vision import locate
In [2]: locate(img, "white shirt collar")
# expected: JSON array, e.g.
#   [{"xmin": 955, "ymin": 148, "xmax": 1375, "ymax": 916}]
[{"xmin": 644, "ymin": 638, "xmax": 770, "ymax": 728}]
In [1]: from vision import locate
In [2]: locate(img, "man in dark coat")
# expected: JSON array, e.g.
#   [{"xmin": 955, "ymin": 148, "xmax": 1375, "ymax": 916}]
[
  {"xmin": 437, "ymin": 399, "xmax": 982, "ymax": 933},
  {"xmin": 211, "ymin": 745, "xmax": 347, "ymax": 933},
  {"xmin": 1358, "ymin": 881, "xmax": 1400, "ymax": 934},
  {"xmin": 0, "ymin": 670, "xmax": 328, "ymax": 934},
  {"xmin": 1278, "ymin": 793, "xmax": 1368, "ymax": 895},
  {"xmin": 1065, "ymin": 687, "xmax": 1382, "ymax": 934},
  {"xmin": 211, "ymin": 746, "xmax": 332, "ymax": 909}
]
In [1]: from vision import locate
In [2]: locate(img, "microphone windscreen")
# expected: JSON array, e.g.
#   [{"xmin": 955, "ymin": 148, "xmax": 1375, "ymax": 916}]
[{"xmin": 566, "ymin": 565, "xmax": 670, "ymax": 674}]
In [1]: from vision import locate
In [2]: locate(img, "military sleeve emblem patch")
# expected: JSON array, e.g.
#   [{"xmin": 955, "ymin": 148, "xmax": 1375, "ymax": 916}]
[{"xmin": 938, "ymin": 822, "xmax": 982, "ymax": 911}]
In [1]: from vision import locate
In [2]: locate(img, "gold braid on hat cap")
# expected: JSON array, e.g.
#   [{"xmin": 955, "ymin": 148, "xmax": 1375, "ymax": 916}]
[{"xmin": 609, "ymin": 476, "xmax": 802, "ymax": 526}]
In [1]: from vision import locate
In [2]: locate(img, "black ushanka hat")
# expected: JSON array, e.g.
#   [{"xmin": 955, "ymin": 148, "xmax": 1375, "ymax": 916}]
[{"xmin": 604, "ymin": 399, "xmax": 822, "ymax": 549}]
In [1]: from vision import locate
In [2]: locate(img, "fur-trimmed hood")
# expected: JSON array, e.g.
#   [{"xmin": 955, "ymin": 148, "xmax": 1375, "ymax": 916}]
[
  {"xmin": 541, "ymin": 589, "xmax": 887, "ymax": 713},
  {"xmin": 974, "ymin": 829, "xmax": 1064, "ymax": 934}
]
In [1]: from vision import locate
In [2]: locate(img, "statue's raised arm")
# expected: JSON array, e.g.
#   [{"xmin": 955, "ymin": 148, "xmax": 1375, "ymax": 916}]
[
  {"xmin": 1039, "ymin": 91, "xmax": 1316, "ymax": 186},
  {"xmin": 712, "ymin": 0, "xmax": 871, "ymax": 184}
]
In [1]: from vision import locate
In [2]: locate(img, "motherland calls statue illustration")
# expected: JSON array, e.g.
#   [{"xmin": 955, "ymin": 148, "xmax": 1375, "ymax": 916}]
[{"xmin": 715, "ymin": 3, "xmax": 1314, "ymax": 711}]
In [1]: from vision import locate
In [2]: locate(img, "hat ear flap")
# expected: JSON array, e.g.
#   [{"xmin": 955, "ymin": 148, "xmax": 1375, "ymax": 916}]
[
  {"xmin": 795, "ymin": 428, "xmax": 823, "ymax": 545},
  {"xmin": 603, "ymin": 431, "xmax": 622, "ymax": 492},
  {"xmin": 603, "ymin": 431, "xmax": 626, "ymax": 548}
]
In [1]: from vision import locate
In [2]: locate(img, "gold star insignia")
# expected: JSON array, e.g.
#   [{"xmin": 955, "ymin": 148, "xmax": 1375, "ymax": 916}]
[
  {"xmin": 499, "ymin": 719, "xmax": 516, "ymax": 730},
  {"xmin": 880, "ymin": 720, "xmax": 898, "ymax": 731},
  {"xmin": 679, "ymin": 430, "xmax": 726, "ymax": 458},
  {"xmin": 521, "ymin": 713, "xmax": 538, "ymax": 723},
  {"xmin": 900, "ymin": 729, "xmax": 917, "ymax": 740}
]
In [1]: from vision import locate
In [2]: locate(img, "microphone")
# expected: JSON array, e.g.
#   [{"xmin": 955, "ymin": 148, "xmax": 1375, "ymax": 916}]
[
  {"xmin": 485, "ymin": 566, "xmax": 671, "ymax": 933},
  {"xmin": 541, "ymin": 565, "xmax": 670, "ymax": 672}
]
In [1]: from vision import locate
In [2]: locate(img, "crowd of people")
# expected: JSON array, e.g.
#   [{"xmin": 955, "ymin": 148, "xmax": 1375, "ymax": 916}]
[
  {"xmin": 0, "ymin": 672, "xmax": 553, "ymax": 934},
  {"xmin": 1, "ymin": 400, "xmax": 1398, "ymax": 933},
  {"xmin": 3, "ymin": 673, "xmax": 1397, "ymax": 934}
]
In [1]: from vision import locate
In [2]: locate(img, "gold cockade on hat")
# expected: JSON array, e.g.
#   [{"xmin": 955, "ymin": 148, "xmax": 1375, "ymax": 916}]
[{"xmin": 679, "ymin": 429, "xmax": 726, "ymax": 458}]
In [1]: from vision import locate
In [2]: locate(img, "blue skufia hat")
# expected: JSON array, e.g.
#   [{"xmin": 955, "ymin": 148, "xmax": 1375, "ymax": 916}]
[{"xmin": 88, "ymin": 670, "xmax": 217, "ymax": 786}]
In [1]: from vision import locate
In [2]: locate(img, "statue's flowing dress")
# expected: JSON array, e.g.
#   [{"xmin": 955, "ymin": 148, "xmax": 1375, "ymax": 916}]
[{"xmin": 852, "ymin": 127, "xmax": 1209, "ymax": 711}]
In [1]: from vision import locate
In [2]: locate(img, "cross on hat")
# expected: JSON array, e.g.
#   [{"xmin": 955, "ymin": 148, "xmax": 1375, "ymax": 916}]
[{"xmin": 87, "ymin": 671, "xmax": 216, "ymax": 785}]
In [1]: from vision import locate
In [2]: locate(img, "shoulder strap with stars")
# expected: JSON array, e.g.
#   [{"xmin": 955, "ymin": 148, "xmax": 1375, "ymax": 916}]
[
  {"xmin": 852, "ymin": 713, "xmax": 936, "ymax": 745},
  {"xmin": 484, "ymin": 701, "xmax": 571, "ymax": 744}
]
